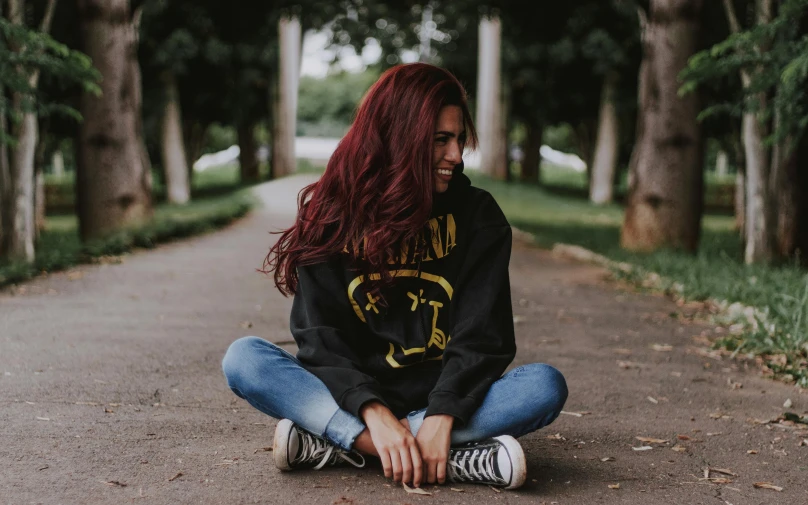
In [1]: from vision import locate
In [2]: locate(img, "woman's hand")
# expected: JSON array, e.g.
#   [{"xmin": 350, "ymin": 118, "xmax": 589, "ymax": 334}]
[
  {"xmin": 360, "ymin": 402, "xmax": 423, "ymax": 487},
  {"xmin": 415, "ymin": 414, "xmax": 454, "ymax": 484}
]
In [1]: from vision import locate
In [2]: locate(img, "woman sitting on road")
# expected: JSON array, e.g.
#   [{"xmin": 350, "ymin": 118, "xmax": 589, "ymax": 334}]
[{"xmin": 222, "ymin": 63, "xmax": 568, "ymax": 490}]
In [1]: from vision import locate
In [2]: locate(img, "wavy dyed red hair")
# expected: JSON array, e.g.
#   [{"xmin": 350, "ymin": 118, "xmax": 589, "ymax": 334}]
[{"xmin": 264, "ymin": 63, "xmax": 477, "ymax": 296}]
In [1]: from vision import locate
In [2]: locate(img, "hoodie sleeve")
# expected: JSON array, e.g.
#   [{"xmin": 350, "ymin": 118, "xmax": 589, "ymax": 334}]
[
  {"xmin": 424, "ymin": 196, "xmax": 516, "ymax": 426},
  {"xmin": 291, "ymin": 259, "xmax": 390, "ymax": 418}
]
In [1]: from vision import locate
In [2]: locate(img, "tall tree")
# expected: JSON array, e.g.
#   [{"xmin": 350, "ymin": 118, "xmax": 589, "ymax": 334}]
[
  {"xmin": 0, "ymin": 0, "xmax": 97, "ymax": 260},
  {"xmin": 76, "ymin": 0, "xmax": 152, "ymax": 240},
  {"xmin": 621, "ymin": 0, "xmax": 705, "ymax": 253},
  {"xmin": 682, "ymin": 0, "xmax": 808, "ymax": 262}
]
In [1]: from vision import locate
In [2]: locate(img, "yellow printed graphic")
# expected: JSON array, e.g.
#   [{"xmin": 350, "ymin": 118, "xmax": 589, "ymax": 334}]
[
  {"xmin": 347, "ymin": 269, "xmax": 453, "ymax": 323},
  {"xmin": 426, "ymin": 301, "xmax": 448, "ymax": 350},
  {"xmin": 407, "ymin": 289, "xmax": 426, "ymax": 311},
  {"xmin": 365, "ymin": 293, "xmax": 380, "ymax": 314}
]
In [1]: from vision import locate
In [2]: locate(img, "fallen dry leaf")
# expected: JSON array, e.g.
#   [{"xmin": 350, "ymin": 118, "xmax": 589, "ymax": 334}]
[
  {"xmin": 600, "ymin": 457, "xmax": 615, "ymax": 462},
  {"xmin": 104, "ymin": 480, "xmax": 127, "ymax": 487},
  {"xmin": 632, "ymin": 446, "xmax": 653, "ymax": 451},
  {"xmin": 402, "ymin": 483, "xmax": 432, "ymax": 495},
  {"xmin": 799, "ymin": 439, "xmax": 807, "ymax": 447},
  {"xmin": 560, "ymin": 410, "xmax": 591, "ymax": 417},
  {"xmin": 635, "ymin": 437, "xmax": 668, "ymax": 444},
  {"xmin": 707, "ymin": 432, "xmax": 722, "ymax": 437},
  {"xmin": 677, "ymin": 434, "xmax": 692, "ymax": 441},
  {"xmin": 450, "ymin": 488, "xmax": 464, "ymax": 492},
  {"xmin": 546, "ymin": 433, "xmax": 566, "ymax": 441},
  {"xmin": 753, "ymin": 482, "xmax": 783, "ymax": 492},
  {"xmin": 239, "ymin": 321, "xmax": 253, "ymax": 329},
  {"xmin": 710, "ymin": 468, "xmax": 738, "ymax": 477},
  {"xmin": 489, "ymin": 485, "xmax": 501, "ymax": 493},
  {"xmin": 647, "ymin": 396, "xmax": 659, "ymax": 404},
  {"xmin": 704, "ymin": 477, "xmax": 732, "ymax": 484},
  {"xmin": 671, "ymin": 445, "xmax": 687, "ymax": 452},
  {"xmin": 36, "ymin": 417, "xmax": 49, "ymax": 421},
  {"xmin": 168, "ymin": 472, "xmax": 183, "ymax": 482},
  {"xmin": 747, "ymin": 449, "xmax": 759, "ymax": 454},
  {"xmin": 613, "ymin": 348, "xmax": 633, "ymax": 355},
  {"xmin": 608, "ymin": 483, "xmax": 620, "ymax": 490},
  {"xmin": 617, "ymin": 360, "xmax": 642, "ymax": 369},
  {"xmin": 783, "ymin": 398, "xmax": 792, "ymax": 409},
  {"xmin": 651, "ymin": 344, "xmax": 673, "ymax": 352}
]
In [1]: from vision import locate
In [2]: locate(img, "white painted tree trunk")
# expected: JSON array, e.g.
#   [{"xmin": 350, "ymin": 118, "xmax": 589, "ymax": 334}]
[
  {"xmin": 7, "ymin": 106, "xmax": 37, "ymax": 262},
  {"xmin": 742, "ymin": 112, "xmax": 771, "ymax": 264},
  {"xmin": 160, "ymin": 73, "xmax": 190, "ymax": 204},
  {"xmin": 735, "ymin": 167, "xmax": 745, "ymax": 234},
  {"xmin": 0, "ymin": 84, "xmax": 9, "ymax": 255},
  {"xmin": 272, "ymin": 16, "xmax": 301, "ymax": 178},
  {"xmin": 589, "ymin": 73, "xmax": 620, "ymax": 205},
  {"xmin": 51, "ymin": 149, "xmax": 64, "ymax": 177},
  {"xmin": 476, "ymin": 16, "xmax": 507, "ymax": 180},
  {"xmin": 3, "ymin": 0, "xmax": 54, "ymax": 262},
  {"xmin": 715, "ymin": 150, "xmax": 729, "ymax": 176}
]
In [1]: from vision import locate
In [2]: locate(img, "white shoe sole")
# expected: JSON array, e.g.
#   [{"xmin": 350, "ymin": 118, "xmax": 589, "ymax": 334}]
[
  {"xmin": 273, "ymin": 418, "xmax": 295, "ymax": 471},
  {"xmin": 494, "ymin": 435, "xmax": 527, "ymax": 490}
]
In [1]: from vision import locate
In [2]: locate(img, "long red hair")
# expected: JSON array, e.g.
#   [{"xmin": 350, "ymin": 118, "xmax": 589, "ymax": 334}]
[{"xmin": 264, "ymin": 63, "xmax": 477, "ymax": 296}]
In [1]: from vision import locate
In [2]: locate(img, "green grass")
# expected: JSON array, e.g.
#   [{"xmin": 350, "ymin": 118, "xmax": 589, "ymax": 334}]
[
  {"xmin": 0, "ymin": 189, "xmax": 256, "ymax": 288},
  {"xmin": 471, "ymin": 173, "xmax": 808, "ymax": 386}
]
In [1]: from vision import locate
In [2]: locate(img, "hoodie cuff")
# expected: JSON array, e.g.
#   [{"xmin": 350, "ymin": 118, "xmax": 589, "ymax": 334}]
[
  {"xmin": 425, "ymin": 391, "xmax": 479, "ymax": 427},
  {"xmin": 340, "ymin": 385, "xmax": 389, "ymax": 419}
]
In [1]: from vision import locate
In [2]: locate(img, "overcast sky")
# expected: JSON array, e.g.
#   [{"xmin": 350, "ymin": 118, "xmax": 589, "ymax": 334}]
[{"xmin": 301, "ymin": 29, "xmax": 419, "ymax": 78}]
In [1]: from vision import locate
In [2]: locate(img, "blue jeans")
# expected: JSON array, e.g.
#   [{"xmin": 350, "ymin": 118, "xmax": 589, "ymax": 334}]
[{"xmin": 222, "ymin": 336, "xmax": 568, "ymax": 451}]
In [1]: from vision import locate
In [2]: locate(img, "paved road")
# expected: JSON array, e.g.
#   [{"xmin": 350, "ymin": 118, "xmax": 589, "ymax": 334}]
[{"xmin": 2, "ymin": 175, "xmax": 806, "ymax": 505}]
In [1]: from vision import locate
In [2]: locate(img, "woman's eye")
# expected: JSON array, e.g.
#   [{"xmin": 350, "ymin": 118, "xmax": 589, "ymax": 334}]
[{"xmin": 435, "ymin": 137, "xmax": 448, "ymax": 144}]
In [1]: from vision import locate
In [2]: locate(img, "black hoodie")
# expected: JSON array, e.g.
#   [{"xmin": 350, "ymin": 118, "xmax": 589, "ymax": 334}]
[{"xmin": 290, "ymin": 168, "xmax": 515, "ymax": 426}]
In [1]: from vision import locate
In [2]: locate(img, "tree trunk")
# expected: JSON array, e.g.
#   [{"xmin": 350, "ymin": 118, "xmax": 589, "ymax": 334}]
[
  {"xmin": 238, "ymin": 121, "xmax": 260, "ymax": 184},
  {"xmin": 76, "ymin": 0, "xmax": 152, "ymax": 240},
  {"xmin": 741, "ymin": 110, "xmax": 771, "ymax": 263},
  {"xmin": 715, "ymin": 149, "xmax": 729, "ymax": 176},
  {"xmin": 773, "ymin": 134, "xmax": 808, "ymax": 260},
  {"xmin": 7, "ymin": 103, "xmax": 37, "ymax": 262},
  {"xmin": 34, "ymin": 128, "xmax": 47, "ymax": 236},
  {"xmin": 735, "ymin": 164, "xmax": 745, "ymax": 235},
  {"xmin": 272, "ymin": 15, "xmax": 301, "ymax": 178},
  {"xmin": 0, "ymin": 82, "xmax": 9, "ymax": 256},
  {"xmin": 576, "ymin": 121, "xmax": 595, "ymax": 184},
  {"xmin": 621, "ymin": 0, "xmax": 705, "ymax": 253},
  {"xmin": 476, "ymin": 16, "xmax": 507, "ymax": 180},
  {"xmin": 160, "ymin": 72, "xmax": 190, "ymax": 204},
  {"xmin": 590, "ymin": 72, "xmax": 620, "ymax": 204},
  {"xmin": 183, "ymin": 120, "xmax": 207, "ymax": 185},
  {"xmin": 520, "ymin": 121, "xmax": 543, "ymax": 184}
]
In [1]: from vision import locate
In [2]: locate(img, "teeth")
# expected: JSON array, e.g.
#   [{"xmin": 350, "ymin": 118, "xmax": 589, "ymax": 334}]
[{"xmin": 437, "ymin": 169, "xmax": 452, "ymax": 176}]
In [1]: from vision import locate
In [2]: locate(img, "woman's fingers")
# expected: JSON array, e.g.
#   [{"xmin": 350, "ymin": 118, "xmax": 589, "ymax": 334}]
[
  {"xmin": 399, "ymin": 448, "xmax": 412, "ymax": 485},
  {"xmin": 390, "ymin": 450, "xmax": 403, "ymax": 483},
  {"xmin": 379, "ymin": 449, "xmax": 393, "ymax": 479},
  {"xmin": 410, "ymin": 445, "xmax": 423, "ymax": 488},
  {"xmin": 436, "ymin": 456, "xmax": 447, "ymax": 484},
  {"xmin": 426, "ymin": 459, "xmax": 438, "ymax": 484}
]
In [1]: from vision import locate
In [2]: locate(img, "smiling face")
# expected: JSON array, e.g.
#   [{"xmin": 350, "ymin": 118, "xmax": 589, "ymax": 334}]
[{"xmin": 432, "ymin": 105, "xmax": 466, "ymax": 194}]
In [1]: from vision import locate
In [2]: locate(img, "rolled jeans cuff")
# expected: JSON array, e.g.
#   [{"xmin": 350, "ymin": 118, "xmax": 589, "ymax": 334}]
[{"xmin": 323, "ymin": 408, "xmax": 366, "ymax": 451}]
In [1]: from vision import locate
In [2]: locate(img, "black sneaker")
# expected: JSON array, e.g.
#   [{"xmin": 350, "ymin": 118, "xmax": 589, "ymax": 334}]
[
  {"xmin": 273, "ymin": 419, "xmax": 366, "ymax": 471},
  {"xmin": 447, "ymin": 435, "xmax": 527, "ymax": 489}
]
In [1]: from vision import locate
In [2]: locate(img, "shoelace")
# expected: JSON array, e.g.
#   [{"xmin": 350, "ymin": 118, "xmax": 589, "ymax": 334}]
[
  {"xmin": 447, "ymin": 446, "xmax": 506, "ymax": 485},
  {"xmin": 295, "ymin": 431, "xmax": 366, "ymax": 470}
]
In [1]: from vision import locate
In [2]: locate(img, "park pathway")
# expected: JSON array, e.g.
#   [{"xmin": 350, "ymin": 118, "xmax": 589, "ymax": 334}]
[{"xmin": 1, "ymin": 175, "xmax": 805, "ymax": 505}]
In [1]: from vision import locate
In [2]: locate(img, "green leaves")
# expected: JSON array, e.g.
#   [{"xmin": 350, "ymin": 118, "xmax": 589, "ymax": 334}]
[{"xmin": 0, "ymin": 16, "xmax": 100, "ymax": 144}]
